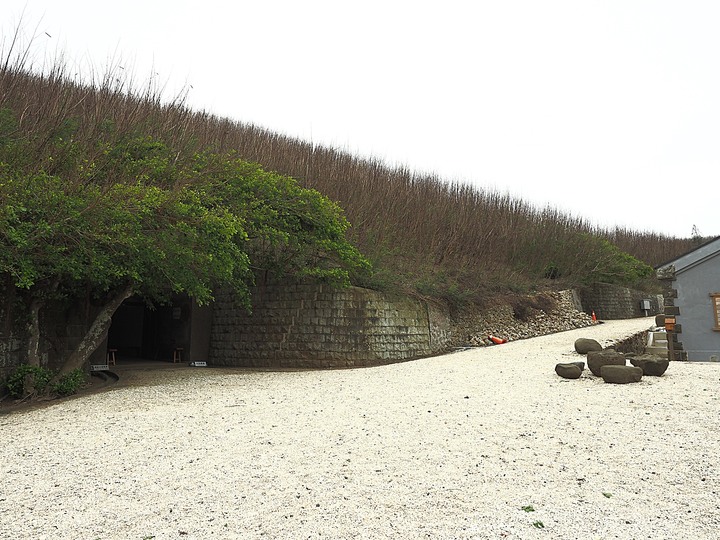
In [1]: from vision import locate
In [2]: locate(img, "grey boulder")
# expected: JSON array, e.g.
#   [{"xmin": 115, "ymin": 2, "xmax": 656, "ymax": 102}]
[
  {"xmin": 574, "ymin": 338, "xmax": 602, "ymax": 354},
  {"xmin": 587, "ymin": 349, "xmax": 626, "ymax": 376},
  {"xmin": 601, "ymin": 365, "xmax": 643, "ymax": 384},
  {"xmin": 555, "ymin": 363, "xmax": 583, "ymax": 379},
  {"xmin": 629, "ymin": 354, "xmax": 670, "ymax": 376}
]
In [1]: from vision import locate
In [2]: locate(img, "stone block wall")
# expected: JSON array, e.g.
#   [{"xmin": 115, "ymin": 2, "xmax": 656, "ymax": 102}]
[
  {"xmin": 612, "ymin": 330, "xmax": 648, "ymax": 355},
  {"xmin": 656, "ymin": 266, "xmax": 688, "ymax": 361},
  {"xmin": 577, "ymin": 283, "xmax": 663, "ymax": 320},
  {"xmin": 0, "ymin": 285, "xmax": 106, "ymax": 384},
  {"xmin": 0, "ymin": 281, "xmax": 23, "ymax": 381},
  {"xmin": 1, "ymin": 278, "xmax": 665, "ymax": 377},
  {"xmin": 41, "ymin": 299, "xmax": 107, "ymax": 368},
  {"xmin": 209, "ymin": 282, "xmax": 453, "ymax": 368}
]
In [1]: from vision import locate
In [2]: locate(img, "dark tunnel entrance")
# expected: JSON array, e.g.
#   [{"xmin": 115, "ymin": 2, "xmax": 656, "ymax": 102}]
[{"xmin": 107, "ymin": 297, "xmax": 190, "ymax": 362}]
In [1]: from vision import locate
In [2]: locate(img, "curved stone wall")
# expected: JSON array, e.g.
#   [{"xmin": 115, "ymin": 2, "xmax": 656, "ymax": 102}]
[{"xmin": 209, "ymin": 282, "xmax": 452, "ymax": 368}]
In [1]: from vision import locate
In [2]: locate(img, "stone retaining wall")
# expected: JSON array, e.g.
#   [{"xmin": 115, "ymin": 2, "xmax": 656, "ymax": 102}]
[
  {"xmin": 208, "ymin": 284, "xmax": 660, "ymax": 369},
  {"xmin": 0, "ymin": 281, "xmax": 23, "ymax": 381},
  {"xmin": 612, "ymin": 330, "xmax": 648, "ymax": 355},
  {"xmin": 577, "ymin": 283, "xmax": 663, "ymax": 320},
  {"xmin": 0, "ymin": 284, "xmax": 106, "ymax": 385},
  {"xmin": 454, "ymin": 290, "xmax": 595, "ymax": 346},
  {"xmin": 1, "ymin": 278, "xmax": 663, "ymax": 376},
  {"xmin": 209, "ymin": 282, "xmax": 453, "ymax": 368}
]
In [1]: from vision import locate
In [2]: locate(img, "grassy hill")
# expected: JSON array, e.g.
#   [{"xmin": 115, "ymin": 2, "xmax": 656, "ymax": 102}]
[{"xmin": 0, "ymin": 53, "xmax": 698, "ymax": 309}]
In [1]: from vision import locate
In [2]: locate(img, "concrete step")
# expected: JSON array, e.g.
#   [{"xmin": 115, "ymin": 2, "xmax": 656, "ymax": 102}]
[{"xmin": 646, "ymin": 331, "xmax": 668, "ymax": 355}]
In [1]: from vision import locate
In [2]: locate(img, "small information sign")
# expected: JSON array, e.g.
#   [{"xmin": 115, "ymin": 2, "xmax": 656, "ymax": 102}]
[{"xmin": 90, "ymin": 364, "xmax": 109, "ymax": 371}]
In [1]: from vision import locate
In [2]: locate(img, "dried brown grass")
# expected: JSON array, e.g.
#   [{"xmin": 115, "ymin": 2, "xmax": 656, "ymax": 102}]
[{"xmin": 1, "ymin": 30, "xmax": 696, "ymax": 305}]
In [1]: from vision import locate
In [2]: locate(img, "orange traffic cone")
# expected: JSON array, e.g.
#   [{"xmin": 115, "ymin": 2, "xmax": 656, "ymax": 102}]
[
  {"xmin": 591, "ymin": 310, "xmax": 597, "ymax": 322},
  {"xmin": 488, "ymin": 335, "xmax": 508, "ymax": 345}
]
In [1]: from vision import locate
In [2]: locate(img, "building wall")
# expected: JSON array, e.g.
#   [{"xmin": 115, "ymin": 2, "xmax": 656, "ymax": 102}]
[
  {"xmin": 209, "ymin": 282, "xmax": 453, "ymax": 368},
  {"xmin": 674, "ymin": 255, "xmax": 720, "ymax": 361}
]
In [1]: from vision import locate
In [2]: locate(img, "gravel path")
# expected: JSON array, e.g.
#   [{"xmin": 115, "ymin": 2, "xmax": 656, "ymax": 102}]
[{"xmin": 2, "ymin": 317, "xmax": 719, "ymax": 540}]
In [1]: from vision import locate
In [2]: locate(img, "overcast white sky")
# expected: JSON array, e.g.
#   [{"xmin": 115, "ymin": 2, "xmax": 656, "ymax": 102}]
[{"xmin": 4, "ymin": 0, "xmax": 719, "ymax": 238}]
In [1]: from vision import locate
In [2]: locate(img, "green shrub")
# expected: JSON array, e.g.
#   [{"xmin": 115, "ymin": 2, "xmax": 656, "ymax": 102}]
[
  {"xmin": 5, "ymin": 365, "xmax": 87, "ymax": 398},
  {"xmin": 51, "ymin": 369, "xmax": 87, "ymax": 397},
  {"xmin": 572, "ymin": 234, "xmax": 654, "ymax": 286},
  {"xmin": 6, "ymin": 364, "xmax": 53, "ymax": 398}
]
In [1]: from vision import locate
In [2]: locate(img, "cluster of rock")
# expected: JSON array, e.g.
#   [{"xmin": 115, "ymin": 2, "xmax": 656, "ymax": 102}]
[
  {"xmin": 554, "ymin": 338, "xmax": 669, "ymax": 383},
  {"xmin": 460, "ymin": 291, "xmax": 594, "ymax": 347}
]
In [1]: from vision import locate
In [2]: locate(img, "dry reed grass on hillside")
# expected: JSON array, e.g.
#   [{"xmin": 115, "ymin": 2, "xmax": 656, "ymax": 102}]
[{"xmin": 0, "ymin": 31, "xmax": 696, "ymax": 304}]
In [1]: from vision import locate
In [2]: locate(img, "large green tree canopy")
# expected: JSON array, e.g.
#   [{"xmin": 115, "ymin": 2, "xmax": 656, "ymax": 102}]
[{"xmin": 0, "ymin": 109, "xmax": 369, "ymax": 376}]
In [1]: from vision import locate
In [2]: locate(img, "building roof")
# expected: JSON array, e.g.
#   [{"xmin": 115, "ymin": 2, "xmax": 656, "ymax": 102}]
[{"xmin": 656, "ymin": 236, "xmax": 720, "ymax": 276}]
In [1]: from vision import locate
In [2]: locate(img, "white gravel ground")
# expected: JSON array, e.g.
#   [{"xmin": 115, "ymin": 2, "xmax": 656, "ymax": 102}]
[{"xmin": 1, "ymin": 317, "xmax": 719, "ymax": 540}]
